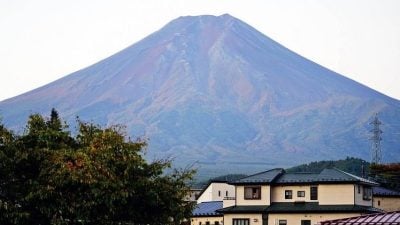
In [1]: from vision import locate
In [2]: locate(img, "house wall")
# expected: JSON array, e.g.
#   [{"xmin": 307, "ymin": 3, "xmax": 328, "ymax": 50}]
[
  {"xmin": 271, "ymin": 185, "xmax": 318, "ymax": 202},
  {"xmin": 197, "ymin": 183, "xmax": 235, "ymax": 203},
  {"xmin": 235, "ymin": 184, "xmax": 363, "ymax": 206},
  {"xmin": 319, "ymin": 184, "xmax": 354, "ymax": 205},
  {"xmin": 373, "ymin": 196, "xmax": 400, "ymax": 212},
  {"xmin": 223, "ymin": 214, "xmax": 263, "ymax": 225},
  {"xmin": 211, "ymin": 183, "xmax": 235, "ymax": 201},
  {"xmin": 267, "ymin": 213, "xmax": 361, "ymax": 225},
  {"xmin": 223, "ymin": 198, "xmax": 236, "ymax": 208},
  {"xmin": 191, "ymin": 216, "xmax": 223, "ymax": 225},
  {"xmin": 236, "ymin": 185, "xmax": 270, "ymax": 206},
  {"xmin": 197, "ymin": 185, "xmax": 213, "ymax": 203},
  {"xmin": 354, "ymin": 184, "xmax": 372, "ymax": 206}
]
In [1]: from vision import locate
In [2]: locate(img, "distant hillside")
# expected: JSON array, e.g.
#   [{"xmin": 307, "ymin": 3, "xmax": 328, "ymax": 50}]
[
  {"xmin": 286, "ymin": 157, "xmax": 370, "ymax": 176},
  {"xmin": 1, "ymin": 14, "xmax": 400, "ymax": 172}
]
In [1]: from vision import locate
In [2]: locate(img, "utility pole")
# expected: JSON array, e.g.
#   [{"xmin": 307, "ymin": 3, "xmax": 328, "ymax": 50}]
[{"xmin": 370, "ymin": 113, "xmax": 383, "ymax": 164}]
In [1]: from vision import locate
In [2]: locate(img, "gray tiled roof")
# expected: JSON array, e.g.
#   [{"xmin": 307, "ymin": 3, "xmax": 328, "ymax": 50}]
[
  {"xmin": 373, "ymin": 186, "xmax": 400, "ymax": 197},
  {"xmin": 229, "ymin": 168, "xmax": 377, "ymax": 185},
  {"xmin": 217, "ymin": 203, "xmax": 382, "ymax": 214},
  {"xmin": 274, "ymin": 168, "xmax": 378, "ymax": 185},
  {"xmin": 230, "ymin": 168, "xmax": 284, "ymax": 184},
  {"xmin": 192, "ymin": 201, "xmax": 223, "ymax": 216},
  {"xmin": 318, "ymin": 169, "xmax": 377, "ymax": 185},
  {"xmin": 275, "ymin": 173, "xmax": 319, "ymax": 183}
]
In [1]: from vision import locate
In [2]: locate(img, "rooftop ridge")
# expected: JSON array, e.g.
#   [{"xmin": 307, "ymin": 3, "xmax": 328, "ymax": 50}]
[
  {"xmin": 238, "ymin": 168, "xmax": 379, "ymax": 185},
  {"xmin": 285, "ymin": 171, "xmax": 319, "ymax": 175},
  {"xmin": 240, "ymin": 168, "xmax": 285, "ymax": 179},
  {"xmin": 331, "ymin": 168, "xmax": 378, "ymax": 185}
]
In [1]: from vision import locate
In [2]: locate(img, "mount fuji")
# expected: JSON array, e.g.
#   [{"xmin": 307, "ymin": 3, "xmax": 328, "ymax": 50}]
[{"xmin": 1, "ymin": 14, "xmax": 399, "ymax": 173}]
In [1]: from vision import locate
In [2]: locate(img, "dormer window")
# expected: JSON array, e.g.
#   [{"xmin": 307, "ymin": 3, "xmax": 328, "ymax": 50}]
[{"xmin": 244, "ymin": 186, "xmax": 261, "ymax": 199}]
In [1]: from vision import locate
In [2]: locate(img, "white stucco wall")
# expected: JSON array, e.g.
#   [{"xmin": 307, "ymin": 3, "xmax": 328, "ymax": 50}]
[{"xmin": 197, "ymin": 182, "xmax": 235, "ymax": 203}]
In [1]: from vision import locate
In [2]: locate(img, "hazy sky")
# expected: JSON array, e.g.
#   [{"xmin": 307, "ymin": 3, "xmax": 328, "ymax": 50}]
[{"xmin": 0, "ymin": 0, "xmax": 399, "ymax": 101}]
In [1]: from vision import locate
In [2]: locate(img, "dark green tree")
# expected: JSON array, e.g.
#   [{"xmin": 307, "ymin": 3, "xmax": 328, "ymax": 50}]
[
  {"xmin": 0, "ymin": 110, "xmax": 195, "ymax": 225},
  {"xmin": 286, "ymin": 157, "xmax": 370, "ymax": 176},
  {"xmin": 369, "ymin": 163, "xmax": 400, "ymax": 191}
]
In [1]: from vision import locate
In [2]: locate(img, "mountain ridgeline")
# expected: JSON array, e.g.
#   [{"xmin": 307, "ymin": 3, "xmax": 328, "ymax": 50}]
[
  {"xmin": 286, "ymin": 157, "xmax": 370, "ymax": 176},
  {"xmin": 0, "ymin": 14, "xmax": 399, "ymax": 173}
]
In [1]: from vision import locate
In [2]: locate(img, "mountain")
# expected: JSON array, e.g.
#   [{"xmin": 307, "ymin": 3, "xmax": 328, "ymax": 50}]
[
  {"xmin": 286, "ymin": 157, "xmax": 370, "ymax": 177},
  {"xmin": 1, "ymin": 14, "xmax": 399, "ymax": 174}
]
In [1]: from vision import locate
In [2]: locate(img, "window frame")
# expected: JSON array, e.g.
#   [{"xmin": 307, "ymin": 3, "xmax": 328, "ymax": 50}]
[
  {"xmin": 233, "ymin": 218, "xmax": 250, "ymax": 225},
  {"xmin": 310, "ymin": 186, "xmax": 318, "ymax": 200},
  {"xmin": 284, "ymin": 190, "xmax": 292, "ymax": 199},
  {"xmin": 297, "ymin": 191, "xmax": 305, "ymax": 197},
  {"xmin": 363, "ymin": 186, "xmax": 372, "ymax": 200},
  {"xmin": 244, "ymin": 186, "xmax": 262, "ymax": 200},
  {"xmin": 278, "ymin": 220, "xmax": 287, "ymax": 225}
]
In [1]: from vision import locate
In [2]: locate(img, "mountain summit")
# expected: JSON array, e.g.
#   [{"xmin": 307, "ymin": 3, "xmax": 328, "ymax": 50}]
[{"xmin": 1, "ymin": 14, "xmax": 399, "ymax": 172}]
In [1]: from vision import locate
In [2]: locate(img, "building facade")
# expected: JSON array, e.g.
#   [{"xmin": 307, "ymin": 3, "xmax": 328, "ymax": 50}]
[
  {"xmin": 216, "ymin": 168, "xmax": 380, "ymax": 225},
  {"xmin": 372, "ymin": 186, "xmax": 400, "ymax": 212},
  {"xmin": 197, "ymin": 181, "xmax": 235, "ymax": 204}
]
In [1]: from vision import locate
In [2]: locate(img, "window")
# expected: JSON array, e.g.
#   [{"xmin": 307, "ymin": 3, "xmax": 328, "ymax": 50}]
[
  {"xmin": 199, "ymin": 222, "xmax": 201, "ymax": 225},
  {"xmin": 226, "ymin": 190, "xmax": 228, "ymax": 197},
  {"xmin": 215, "ymin": 222, "xmax": 219, "ymax": 225},
  {"xmin": 233, "ymin": 219, "xmax": 250, "ymax": 225},
  {"xmin": 357, "ymin": 185, "xmax": 361, "ymax": 194},
  {"xmin": 297, "ymin": 191, "xmax": 305, "ymax": 197},
  {"xmin": 206, "ymin": 222, "xmax": 210, "ymax": 225},
  {"xmin": 218, "ymin": 191, "xmax": 221, "ymax": 197},
  {"xmin": 310, "ymin": 186, "xmax": 318, "ymax": 200},
  {"xmin": 378, "ymin": 200, "xmax": 381, "ymax": 206},
  {"xmin": 278, "ymin": 220, "xmax": 287, "ymax": 225},
  {"xmin": 244, "ymin": 186, "xmax": 261, "ymax": 199},
  {"xmin": 363, "ymin": 186, "xmax": 372, "ymax": 200},
  {"xmin": 284, "ymin": 190, "xmax": 292, "ymax": 199},
  {"xmin": 301, "ymin": 220, "xmax": 311, "ymax": 225}
]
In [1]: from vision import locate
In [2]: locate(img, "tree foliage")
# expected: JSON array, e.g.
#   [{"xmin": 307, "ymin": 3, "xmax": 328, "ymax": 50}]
[
  {"xmin": 0, "ymin": 109, "xmax": 195, "ymax": 225},
  {"xmin": 369, "ymin": 163, "xmax": 400, "ymax": 191},
  {"xmin": 286, "ymin": 157, "xmax": 370, "ymax": 176}
]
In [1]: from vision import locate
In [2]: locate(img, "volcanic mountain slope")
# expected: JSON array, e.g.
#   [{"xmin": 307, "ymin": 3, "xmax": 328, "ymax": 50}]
[{"xmin": 1, "ymin": 14, "xmax": 399, "ymax": 172}]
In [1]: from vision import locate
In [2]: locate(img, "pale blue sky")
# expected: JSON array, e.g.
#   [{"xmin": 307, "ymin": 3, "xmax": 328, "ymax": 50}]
[{"xmin": 0, "ymin": 0, "xmax": 399, "ymax": 100}]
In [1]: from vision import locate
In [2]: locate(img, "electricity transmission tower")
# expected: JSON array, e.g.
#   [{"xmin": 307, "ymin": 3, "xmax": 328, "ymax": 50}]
[{"xmin": 370, "ymin": 113, "xmax": 383, "ymax": 164}]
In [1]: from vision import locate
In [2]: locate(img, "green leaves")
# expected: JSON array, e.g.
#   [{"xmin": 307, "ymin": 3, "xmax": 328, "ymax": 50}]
[
  {"xmin": 0, "ymin": 109, "xmax": 195, "ymax": 225},
  {"xmin": 370, "ymin": 163, "xmax": 400, "ymax": 191}
]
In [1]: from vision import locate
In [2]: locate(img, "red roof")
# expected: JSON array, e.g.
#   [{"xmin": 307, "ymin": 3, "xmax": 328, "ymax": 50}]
[{"xmin": 319, "ymin": 211, "xmax": 400, "ymax": 225}]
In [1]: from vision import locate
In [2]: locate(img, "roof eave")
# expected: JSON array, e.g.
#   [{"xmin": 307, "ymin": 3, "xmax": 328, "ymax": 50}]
[{"xmin": 192, "ymin": 214, "xmax": 222, "ymax": 217}]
